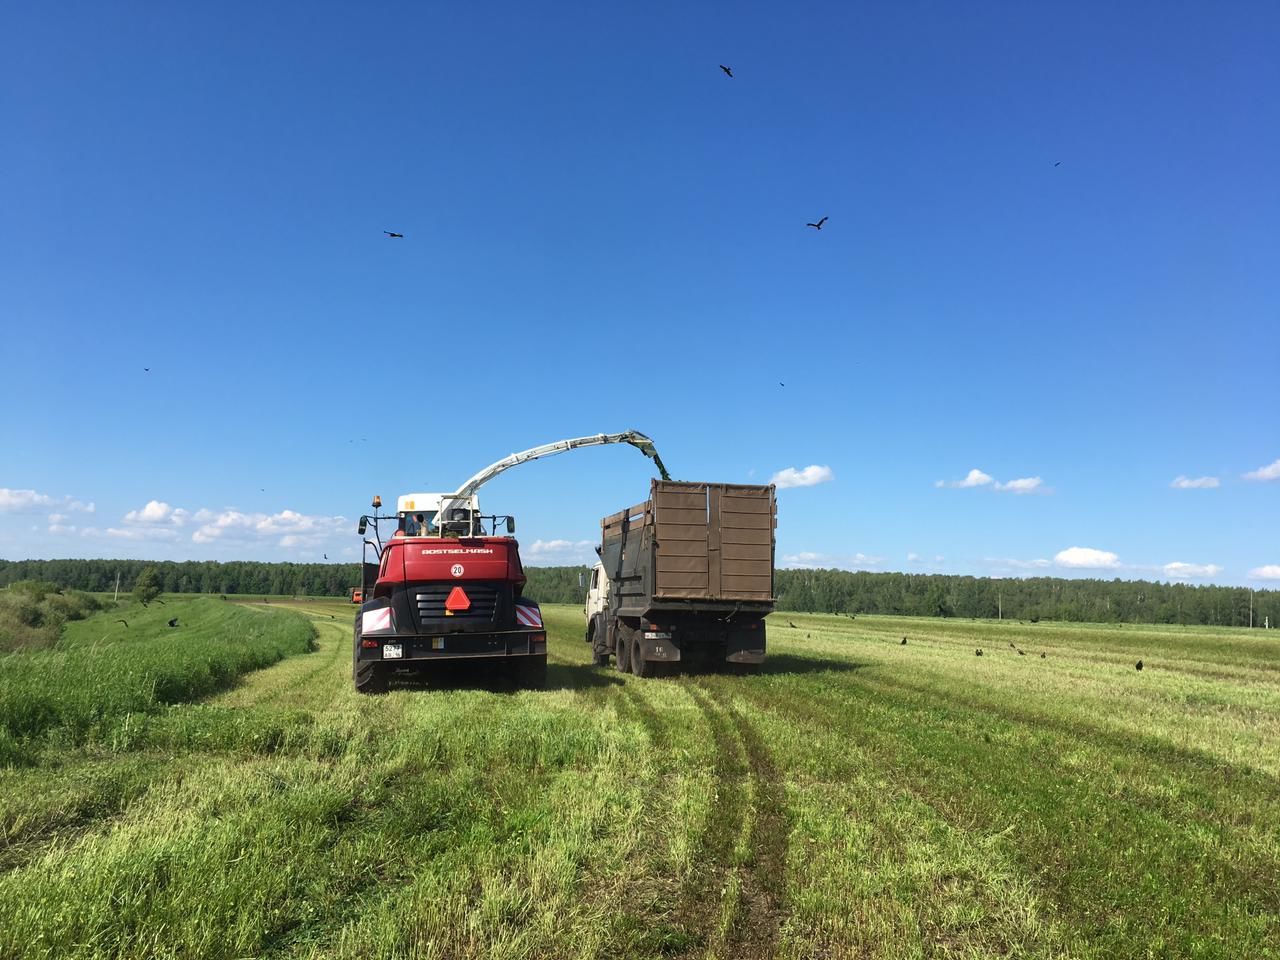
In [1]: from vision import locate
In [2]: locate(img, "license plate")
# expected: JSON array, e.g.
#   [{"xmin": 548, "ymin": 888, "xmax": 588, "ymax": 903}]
[
  {"xmin": 431, "ymin": 637, "xmax": 445, "ymax": 650},
  {"xmin": 382, "ymin": 644, "xmax": 403, "ymax": 659}
]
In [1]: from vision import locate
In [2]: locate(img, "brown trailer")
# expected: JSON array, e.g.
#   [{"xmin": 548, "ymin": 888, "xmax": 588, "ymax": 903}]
[{"xmin": 595, "ymin": 480, "xmax": 776, "ymax": 676}]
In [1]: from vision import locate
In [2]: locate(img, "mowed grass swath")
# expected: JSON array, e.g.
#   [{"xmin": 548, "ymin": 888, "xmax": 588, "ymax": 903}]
[
  {"xmin": 1, "ymin": 600, "xmax": 1278, "ymax": 959},
  {"xmin": 0, "ymin": 596, "xmax": 314, "ymax": 762}
]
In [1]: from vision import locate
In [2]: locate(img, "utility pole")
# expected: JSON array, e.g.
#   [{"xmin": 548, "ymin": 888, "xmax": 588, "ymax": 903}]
[
  {"xmin": 998, "ymin": 588, "xmax": 1002, "ymax": 621},
  {"xmin": 113, "ymin": 570, "xmax": 121, "ymax": 602},
  {"xmin": 1250, "ymin": 589, "xmax": 1254, "ymax": 629}
]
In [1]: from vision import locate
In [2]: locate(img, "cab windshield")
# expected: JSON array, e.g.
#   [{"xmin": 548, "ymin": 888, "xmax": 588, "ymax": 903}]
[{"xmin": 402, "ymin": 511, "xmax": 439, "ymax": 536}]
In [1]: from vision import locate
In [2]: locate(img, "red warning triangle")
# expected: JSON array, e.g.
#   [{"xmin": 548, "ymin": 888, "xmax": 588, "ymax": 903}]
[{"xmin": 445, "ymin": 586, "xmax": 471, "ymax": 612}]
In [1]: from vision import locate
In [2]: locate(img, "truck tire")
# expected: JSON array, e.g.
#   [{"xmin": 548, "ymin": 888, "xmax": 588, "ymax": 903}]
[
  {"xmin": 589, "ymin": 614, "xmax": 610, "ymax": 666},
  {"xmin": 631, "ymin": 632, "xmax": 660, "ymax": 679},
  {"xmin": 614, "ymin": 621, "xmax": 632, "ymax": 673}
]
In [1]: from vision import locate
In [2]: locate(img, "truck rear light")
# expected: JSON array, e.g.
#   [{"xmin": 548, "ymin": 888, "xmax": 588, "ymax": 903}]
[{"xmin": 361, "ymin": 638, "xmax": 380, "ymax": 648}]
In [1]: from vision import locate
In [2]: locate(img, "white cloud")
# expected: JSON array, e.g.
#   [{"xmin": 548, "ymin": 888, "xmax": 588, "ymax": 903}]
[
  {"xmin": 523, "ymin": 539, "xmax": 597, "ymax": 565},
  {"xmin": 1163, "ymin": 562, "xmax": 1223, "ymax": 580},
  {"xmin": 0, "ymin": 488, "xmax": 95, "ymax": 514},
  {"xmin": 1054, "ymin": 547, "xmax": 1121, "ymax": 569},
  {"xmin": 1249, "ymin": 565, "xmax": 1280, "ymax": 581},
  {"xmin": 781, "ymin": 551, "xmax": 882, "ymax": 570},
  {"xmin": 994, "ymin": 476, "xmax": 1045, "ymax": 495},
  {"xmin": 1243, "ymin": 459, "xmax": 1280, "ymax": 482},
  {"xmin": 907, "ymin": 552, "xmax": 921, "ymax": 563},
  {"xmin": 986, "ymin": 557, "xmax": 1052, "ymax": 571},
  {"xmin": 771, "ymin": 465, "xmax": 834, "ymax": 489},
  {"xmin": 935, "ymin": 468, "xmax": 993, "ymax": 489},
  {"xmin": 190, "ymin": 508, "xmax": 347, "ymax": 547},
  {"xmin": 1170, "ymin": 476, "xmax": 1219, "ymax": 490},
  {"xmin": 123, "ymin": 500, "xmax": 190, "ymax": 526}
]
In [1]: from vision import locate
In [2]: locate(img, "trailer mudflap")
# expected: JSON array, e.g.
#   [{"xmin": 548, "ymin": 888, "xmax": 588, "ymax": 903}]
[{"xmin": 640, "ymin": 635, "xmax": 681, "ymax": 662}]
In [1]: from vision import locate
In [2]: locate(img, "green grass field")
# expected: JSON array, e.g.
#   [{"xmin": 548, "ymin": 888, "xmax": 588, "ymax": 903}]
[{"xmin": 1, "ymin": 601, "xmax": 1277, "ymax": 959}]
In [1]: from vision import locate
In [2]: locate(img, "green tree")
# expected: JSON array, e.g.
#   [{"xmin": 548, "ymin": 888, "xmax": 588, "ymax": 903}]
[{"xmin": 133, "ymin": 566, "xmax": 162, "ymax": 604}]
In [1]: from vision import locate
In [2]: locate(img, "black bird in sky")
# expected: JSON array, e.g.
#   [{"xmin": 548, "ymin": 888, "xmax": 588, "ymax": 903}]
[
  {"xmin": 719, "ymin": 64, "xmax": 733, "ymax": 78},
  {"xmin": 143, "ymin": 368, "xmax": 150, "ymax": 372},
  {"xmin": 168, "ymin": 617, "xmax": 179, "ymax": 628},
  {"xmin": 778, "ymin": 381, "xmax": 785, "ymax": 387},
  {"xmin": 1054, "ymin": 161, "xmax": 1062, "ymax": 167},
  {"xmin": 323, "ymin": 553, "xmax": 328, "ymax": 560},
  {"xmin": 116, "ymin": 619, "xmax": 128, "ymax": 628},
  {"xmin": 384, "ymin": 231, "xmax": 404, "ymax": 238},
  {"xmin": 806, "ymin": 217, "xmax": 828, "ymax": 230},
  {"xmin": 1135, "ymin": 660, "xmax": 1144, "ymax": 671}
]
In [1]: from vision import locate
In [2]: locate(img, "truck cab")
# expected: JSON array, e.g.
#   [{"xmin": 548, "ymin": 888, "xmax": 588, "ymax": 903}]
[{"xmin": 583, "ymin": 562, "xmax": 610, "ymax": 663}]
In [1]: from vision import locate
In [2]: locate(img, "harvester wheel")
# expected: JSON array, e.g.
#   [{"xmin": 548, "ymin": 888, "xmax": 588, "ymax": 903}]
[
  {"xmin": 519, "ymin": 655, "xmax": 548, "ymax": 690},
  {"xmin": 353, "ymin": 632, "xmax": 389, "ymax": 694}
]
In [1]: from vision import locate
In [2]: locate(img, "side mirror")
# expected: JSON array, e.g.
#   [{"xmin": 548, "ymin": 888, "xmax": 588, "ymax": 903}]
[
  {"xmin": 357, "ymin": 517, "xmax": 368, "ymax": 535},
  {"xmin": 506, "ymin": 517, "xmax": 516, "ymax": 534}
]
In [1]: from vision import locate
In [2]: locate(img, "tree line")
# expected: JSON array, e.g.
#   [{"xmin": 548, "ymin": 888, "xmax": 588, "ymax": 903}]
[{"xmin": 1, "ymin": 558, "xmax": 1275, "ymax": 627}]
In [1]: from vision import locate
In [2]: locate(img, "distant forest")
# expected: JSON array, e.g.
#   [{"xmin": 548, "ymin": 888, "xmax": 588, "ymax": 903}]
[{"xmin": 1, "ymin": 558, "xmax": 1275, "ymax": 628}]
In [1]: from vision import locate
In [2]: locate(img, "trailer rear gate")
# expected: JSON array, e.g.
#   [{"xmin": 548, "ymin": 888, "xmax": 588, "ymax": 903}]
[{"xmin": 604, "ymin": 481, "xmax": 775, "ymax": 603}]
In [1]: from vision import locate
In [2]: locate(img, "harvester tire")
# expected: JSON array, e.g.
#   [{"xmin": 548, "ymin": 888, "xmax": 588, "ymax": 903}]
[
  {"xmin": 353, "ymin": 632, "xmax": 389, "ymax": 694},
  {"xmin": 518, "ymin": 655, "xmax": 548, "ymax": 690}
]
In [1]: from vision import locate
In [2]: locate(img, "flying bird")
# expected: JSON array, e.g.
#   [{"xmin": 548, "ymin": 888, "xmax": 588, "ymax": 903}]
[
  {"xmin": 1054, "ymin": 161, "xmax": 1062, "ymax": 167},
  {"xmin": 384, "ymin": 231, "xmax": 404, "ymax": 238},
  {"xmin": 323, "ymin": 553, "xmax": 328, "ymax": 560},
  {"xmin": 1135, "ymin": 660, "xmax": 1143, "ymax": 671},
  {"xmin": 719, "ymin": 64, "xmax": 733, "ymax": 78},
  {"xmin": 778, "ymin": 381, "xmax": 785, "ymax": 387},
  {"xmin": 806, "ymin": 217, "xmax": 828, "ymax": 230},
  {"xmin": 143, "ymin": 368, "xmax": 150, "ymax": 372},
  {"xmin": 168, "ymin": 617, "xmax": 179, "ymax": 628},
  {"xmin": 116, "ymin": 619, "xmax": 128, "ymax": 628}
]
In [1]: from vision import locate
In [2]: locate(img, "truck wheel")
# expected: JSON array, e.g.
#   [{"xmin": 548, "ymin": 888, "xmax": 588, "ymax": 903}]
[
  {"xmin": 615, "ymin": 623, "xmax": 632, "ymax": 673},
  {"xmin": 631, "ymin": 633, "xmax": 659, "ymax": 678},
  {"xmin": 354, "ymin": 655, "xmax": 389, "ymax": 694}
]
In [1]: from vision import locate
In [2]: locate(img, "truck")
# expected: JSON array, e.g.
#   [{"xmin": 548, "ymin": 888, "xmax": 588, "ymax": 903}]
[
  {"xmin": 351, "ymin": 432, "xmax": 670, "ymax": 693},
  {"xmin": 585, "ymin": 479, "xmax": 777, "ymax": 676}
]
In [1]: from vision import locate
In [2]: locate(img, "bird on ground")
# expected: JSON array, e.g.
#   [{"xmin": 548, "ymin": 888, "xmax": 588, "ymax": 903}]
[
  {"xmin": 1040, "ymin": 652, "xmax": 1046, "ymax": 659},
  {"xmin": 384, "ymin": 231, "xmax": 404, "ymax": 238},
  {"xmin": 1136, "ymin": 660, "xmax": 1144, "ymax": 671},
  {"xmin": 1009, "ymin": 642, "xmax": 1017, "ymax": 649},
  {"xmin": 806, "ymin": 633, "xmax": 811, "ymax": 639},
  {"xmin": 1017, "ymin": 648, "xmax": 1026, "ymax": 656},
  {"xmin": 155, "ymin": 599, "xmax": 165, "ymax": 605},
  {"xmin": 116, "ymin": 619, "xmax": 128, "ymax": 628},
  {"xmin": 975, "ymin": 649, "xmax": 983, "ymax": 656},
  {"xmin": 900, "ymin": 637, "xmax": 907, "ymax": 645},
  {"xmin": 167, "ymin": 618, "xmax": 179, "ymax": 628},
  {"xmin": 788, "ymin": 620, "xmax": 797, "ymax": 628},
  {"xmin": 719, "ymin": 64, "xmax": 733, "ymax": 78},
  {"xmin": 806, "ymin": 217, "xmax": 828, "ymax": 230}
]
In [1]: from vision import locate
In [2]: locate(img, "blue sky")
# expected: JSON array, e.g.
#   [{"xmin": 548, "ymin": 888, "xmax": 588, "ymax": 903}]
[{"xmin": 2, "ymin": 1, "xmax": 1277, "ymax": 586}]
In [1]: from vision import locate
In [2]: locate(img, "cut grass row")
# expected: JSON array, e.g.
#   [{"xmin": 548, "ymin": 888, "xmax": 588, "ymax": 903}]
[
  {"xmin": 0, "ymin": 601, "xmax": 1276, "ymax": 958},
  {"xmin": 0, "ymin": 596, "xmax": 314, "ymax": 762}
]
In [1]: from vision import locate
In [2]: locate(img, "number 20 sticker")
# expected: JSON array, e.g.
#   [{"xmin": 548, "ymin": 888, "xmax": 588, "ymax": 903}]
[{"xmin": 450, "ymin": 564, "xmax": 464, "ymax": 577}]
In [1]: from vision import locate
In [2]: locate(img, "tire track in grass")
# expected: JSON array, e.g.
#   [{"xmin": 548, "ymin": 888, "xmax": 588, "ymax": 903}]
[{"xmin": 679, "ymin": 682, "xmax": 788, "ymax": 960}]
